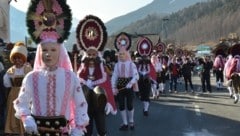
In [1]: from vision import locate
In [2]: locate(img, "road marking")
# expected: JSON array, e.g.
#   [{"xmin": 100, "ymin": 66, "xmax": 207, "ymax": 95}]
[
  {"xmin": 193, "ymin": 94, "xmax": 201, "ymax": 116},
  {"xmin": 194, "ymin": 105, "xmax": 201, "ymax": 116}
]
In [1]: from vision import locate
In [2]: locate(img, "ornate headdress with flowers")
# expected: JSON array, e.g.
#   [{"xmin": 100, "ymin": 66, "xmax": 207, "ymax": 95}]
[
  {"xmin": 153, "ymin": 41, "xmax": 166, "ymax": 54},
  {"xmin": 76, "ymin": 15, "xmax": 107, "ymax": 52},
  {"xmin": 26, "ymin": 0, "xmax": 73, "ymax": 71},
  {"xmin": 26, "ymin": 0, "xmax": 72, "ymax": 44},
  {"xmin": 114, "ymin": 32, "xmax": 131, "ymax": 51},
  {"xmin": 136, "ymin": 36, "xmax": 152, "ymax": 57}
]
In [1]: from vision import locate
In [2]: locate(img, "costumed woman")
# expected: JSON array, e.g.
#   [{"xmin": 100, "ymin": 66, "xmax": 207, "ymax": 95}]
[
  {"xmin": 13, "ymin": 0, "xmax": 89, "ymax": 135},
  {"xmin": 76, "ymin": 15, "xmax": 117, "ymax": 136},
  {"xmin": 151, "ymin": 41, "xmax": 168, "ymax": 97},
  {"xmin": 111, "ymin": 32, "xmax": 139, "ymax": 131},
  {"xmin": 136, "ymin": 36, "xmax": 156, "ymax": 116},
  {"xmin": 3, "ymin": 42, "xmax": 32, "ymax": 135}
]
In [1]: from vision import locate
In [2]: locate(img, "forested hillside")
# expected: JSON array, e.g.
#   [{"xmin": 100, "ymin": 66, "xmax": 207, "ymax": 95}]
[{"xmin": 116, "ymin": 0, "xmax": 240, "ymax": 48}]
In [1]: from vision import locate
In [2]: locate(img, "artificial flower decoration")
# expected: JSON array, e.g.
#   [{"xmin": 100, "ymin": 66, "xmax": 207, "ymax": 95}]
[{"xmin": 26, "ymin": 0, "xmax": 72, "ymax": 44}]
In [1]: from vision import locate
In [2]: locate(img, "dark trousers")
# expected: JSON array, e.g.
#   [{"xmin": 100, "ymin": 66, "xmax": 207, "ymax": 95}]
[
  {"xmin": 201, "ymin": 75, "xmax": 212, "ymax": 92},
  {"xmin": 183, "ymin": 75, "xmax": 193, "ymax": 91},
  {"xmin": 215, "ymin": 70, "xmax": 224, "ymax": 82},
  {"xmin": 85, "ymin": 110, "xmax": 106, "ymax": 136},
  {"xmin": 117, "ymin": 88, "xmax": 134, "ymax": 111},
  {"xmin": 170, "ymin": 75, "xmax": 178, "ymax": 91},
  {"xmin": 138, "ymin": 76, "xmax": 151, "ymax": 101},
  {"xmin": 84, "ymin": 89, "xmax": 107, "ymax": 136}
]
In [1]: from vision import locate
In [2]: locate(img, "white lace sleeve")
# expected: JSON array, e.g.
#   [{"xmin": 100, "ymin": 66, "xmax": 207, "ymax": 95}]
[{"xmin": 13, "ymin": 74, "xmax": 33, "ymax": 119}]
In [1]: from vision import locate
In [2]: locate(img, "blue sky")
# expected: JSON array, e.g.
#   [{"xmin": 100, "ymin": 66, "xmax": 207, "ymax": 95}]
[{"xmin": 11, "ymin": 0, "xmax": 153, "ymax": 22}]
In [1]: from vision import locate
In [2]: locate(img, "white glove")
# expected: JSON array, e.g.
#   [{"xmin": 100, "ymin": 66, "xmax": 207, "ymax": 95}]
[
  {"xmin": 126, "ymin": 83, "xmax": 133, "ymax": 89},
  {"xmin": 70, "ymin": 128, "xmax": 84, "ymax": 136},
  {"xmin": 141, "ymin": 71, "xmax": 147, "ymax": 76},
  {"xmin": 86, "ymin": 79, "xmax": 93, "ymax": 89},
  {"xmin": 22, "ymin": 116, "xmax": 38, "ymax": 134},
  {"xmin": 113, "ymin": 88, "xmax": 119, "ymax": 95},
  {"xmin": 105, "ymin": 103, "xmax": 113, "ymax": 115}
]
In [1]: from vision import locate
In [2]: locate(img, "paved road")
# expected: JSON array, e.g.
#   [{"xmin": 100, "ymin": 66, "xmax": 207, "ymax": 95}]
[
  {"xmin": 1, "ymin": 75, "xmax": 240, "ymax": 136},
  {"xmin": 104, "ymin": 75, "xmax": 240, "ymax": 136}
]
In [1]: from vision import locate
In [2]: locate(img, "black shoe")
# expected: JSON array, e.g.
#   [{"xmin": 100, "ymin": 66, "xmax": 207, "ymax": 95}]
[
  {"xmin": 143, "ymin": 110, "xmax": 148, "ymax": 116},
  {"xmin": 129, "ymin": 122, "xmax": 134, "ymax": 130},
  {"xmin": 119, "ymin": 124, "xmax": 128, "ymax": 131}
]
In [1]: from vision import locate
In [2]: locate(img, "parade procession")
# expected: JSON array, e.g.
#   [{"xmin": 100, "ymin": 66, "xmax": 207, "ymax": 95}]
[{"xmin": 1, "ymin": 0, "xmax": 240, "ymax": 136}]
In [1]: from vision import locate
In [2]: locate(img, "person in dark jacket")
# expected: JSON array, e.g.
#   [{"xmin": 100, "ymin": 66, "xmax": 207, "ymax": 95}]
[
  {"xmin": 181, "ymin": 57, "xmax": 194, "ymax": 93},
  {"xmin": 198, "ymin": 56, "xmax": 213, "ymax": 93}
]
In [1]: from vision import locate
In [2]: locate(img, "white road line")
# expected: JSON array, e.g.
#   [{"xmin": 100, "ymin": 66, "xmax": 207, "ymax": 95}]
[
  {"xmin": 193, "ymin": 95, "xmax": 201, "ymax": 116},
  {"xmin": 194, "ymin": 105, "xmax": 201, "ymax": 116}
]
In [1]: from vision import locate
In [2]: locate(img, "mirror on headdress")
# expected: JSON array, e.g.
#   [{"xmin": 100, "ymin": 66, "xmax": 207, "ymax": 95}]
[{"xmin": 42, "ymin": 12, "xmax": 56, "ymax": 27}]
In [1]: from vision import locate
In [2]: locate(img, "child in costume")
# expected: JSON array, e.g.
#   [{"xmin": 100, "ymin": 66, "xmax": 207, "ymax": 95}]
[
  {"xmin": 13, "ymin": 0, "xmax": 89, "ymax": 135},
  {"xmin": 3, "ymin": 42, "xmax": 32, "ymax": 135},
  {"xmin": 111, "ymin": 32, "xmax": 139, "ymax": 131}
]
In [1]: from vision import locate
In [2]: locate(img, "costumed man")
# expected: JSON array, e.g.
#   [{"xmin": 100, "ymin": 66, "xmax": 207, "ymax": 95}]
[
  {"xmin": 3, "ymin": 42, "xmax": 32, "ymax": 135},
  {"xmin": 150, "ymin": 42, "xmax": 166, "ymax": 98},
  {"xmin": 136, "ymin": 36, "xmax": 156, "ymax": 116},
  {"xmin": 225, "ymin": 43, "xmax": 240, "ymax": 103},
  {"xmin": 76, "ymin": 15, "xmax": 117, "ymax": 136},
  {"xmin": 13, "ymin": 0, "xmax": 89, "ymax": 135},
  {"xmin": 111, "ymin": 32, "xmax": 139, "ymax": 131}
]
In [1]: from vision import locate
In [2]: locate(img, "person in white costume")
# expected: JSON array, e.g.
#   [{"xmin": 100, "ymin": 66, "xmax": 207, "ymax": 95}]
[
  {"xmin": 111, "ymin": 32, "xmax": 139, "ymax": 131},
  {"xmin": 13, "ymin": 41, "xmax": 89, "ymax": 136},
  {"xmin": 13, "ymin": 0, "xmax": 89, "ymax": 135}
]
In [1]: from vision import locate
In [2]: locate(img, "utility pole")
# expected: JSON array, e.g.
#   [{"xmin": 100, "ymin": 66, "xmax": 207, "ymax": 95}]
[{"xmin": 162, "ymin": 18, "xmax": 169, "ymax": 40}]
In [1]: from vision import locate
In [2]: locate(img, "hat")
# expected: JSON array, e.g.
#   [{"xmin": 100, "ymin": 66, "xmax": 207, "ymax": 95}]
[
  {"xmin": 153, "ymin": 42, "xmax": 166, "ymax": 53},
  {"xmin": 76, "ymin": 15, "xmax": 107, "ymax": 52},
  {"xmin": 114, "ymin": 32, "xmax": 131, "ymax": 51},
  {"xmin": 10, "ymin": 42, "xmax": 28, "ymax": 63},
  {"xmin": 26, "ymin": 0, "xmax": 72, "ymax": 44},
  {"xmin": 136, "ymin": 36, "xmax": 153, "ymax": 56},
  {"xmin": 27, "ymin": 0, "xmax": 73, "ymax": 71}
]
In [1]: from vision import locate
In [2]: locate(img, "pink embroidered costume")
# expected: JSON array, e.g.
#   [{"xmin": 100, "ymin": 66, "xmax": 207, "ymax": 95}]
[
  {"xmin": 111, "ymin": 32, "xmax": 139, "ymax": 131},
  {"xmin": 76, "ymin": 15, "xmax": 116, "ymax": 136},
  {"xmin": 151, "ymin": 41, "xmax": 168, "ymax": 97},
  {"xmin": 13, "ymin": 0, "xmax": 89, "ymax": 135}
]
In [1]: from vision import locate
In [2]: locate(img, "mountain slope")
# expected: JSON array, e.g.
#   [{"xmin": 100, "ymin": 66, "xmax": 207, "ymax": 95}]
[
  {"xmin": 105, "ymin": 0, "xmax": 207, "ymax": 35},
  {"xmin": 115, "ymin": 0, "xmax": 240, "ymax": 49}
]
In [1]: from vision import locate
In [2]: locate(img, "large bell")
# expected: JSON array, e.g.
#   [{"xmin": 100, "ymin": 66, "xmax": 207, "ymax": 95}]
[{"xmin": 93, "ymin": 86, "xmax": 107, "ymax": 111}]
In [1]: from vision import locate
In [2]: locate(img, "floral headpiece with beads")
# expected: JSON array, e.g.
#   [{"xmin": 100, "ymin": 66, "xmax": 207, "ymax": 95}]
[{"xmin": 26, "ymin": 0, "xmax": 72, "ymax": 44}]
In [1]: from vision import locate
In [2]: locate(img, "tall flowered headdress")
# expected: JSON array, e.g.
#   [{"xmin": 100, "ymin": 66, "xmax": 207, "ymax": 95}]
[
  {"xmin": 26, "ymin": 0, "xmax": 72, "ymax": 44},
  {"xmin": 76, "ymin": 15, "xmax": 107, "ymax": 52},
  {"xmin": 136, "ymin": 36, "xmax": 153, "ymax": 57},
  {"xmin": 26, "ymin": 0, "xmax": 73, "ymax": 71},
  {"xmin": 114, "ymin": 32, "xmax": 131, "ymax": 51}
]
